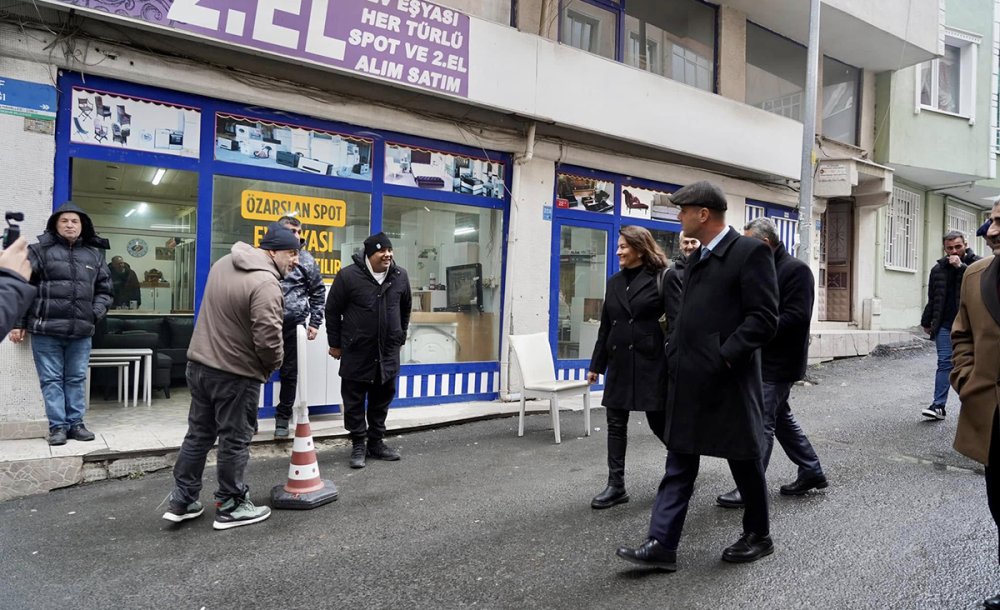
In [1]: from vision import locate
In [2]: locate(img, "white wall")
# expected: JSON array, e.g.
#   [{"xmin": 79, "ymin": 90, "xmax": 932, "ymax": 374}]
[{"xmin": 0, "ymin": 58, "xmax": 54, "ymax": 439}]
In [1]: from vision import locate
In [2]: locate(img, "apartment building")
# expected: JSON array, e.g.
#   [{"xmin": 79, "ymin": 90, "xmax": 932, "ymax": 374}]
[{"xmin": 0, "ymin": 0, "xmax": 940, "ymax": 439}]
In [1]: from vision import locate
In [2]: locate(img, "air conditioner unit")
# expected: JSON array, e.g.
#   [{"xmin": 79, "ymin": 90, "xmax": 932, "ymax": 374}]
[{"xmin": 297, "ymin": 157, "xmax": 331, "ymax": 175}]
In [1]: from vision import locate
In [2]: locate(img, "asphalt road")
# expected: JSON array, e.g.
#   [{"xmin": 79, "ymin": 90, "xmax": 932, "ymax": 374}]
[{"xmin": 1, "ymin": 344, "xmax": 997, "ymax": 609}]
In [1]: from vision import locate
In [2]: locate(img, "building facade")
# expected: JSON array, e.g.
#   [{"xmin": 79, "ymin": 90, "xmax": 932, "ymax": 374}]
[{"xmin": 0, "ymin": 0, "xmax": 940, "ymax": 439}]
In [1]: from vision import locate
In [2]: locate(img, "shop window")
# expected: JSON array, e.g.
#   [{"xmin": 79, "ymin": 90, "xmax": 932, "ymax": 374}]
[
  {"xmin": 884, "ymin": 187, "xmax": 920, "ymax": 272},
  {"xmin": 560, "ymin": 3, "xmax": 617, "ymax": 59},
  {"xmin": 385, "ymin": 144, "xmax": 505, "ymax": 199},
  {"xmin": 71, "ymin": 158, "xmax": 198, "ymax": 314},
  {"xmin": 624, "ymin": 0, "xmax": 716, "ymax": 91},
  {"xmin": 638, "ymin": 227, "xmax": 681, "ymax": 260},
  {"xmin": 822, "ymin": 56, "xmax": 859, "ymax": 145},
  {"xmin": 211, "ymin": 176, "xmax": 372, "ymax": 281},
  {"xmin": 558, "ymin": 225, "xmax": 608, "ymax": 360},
  {"xmin": 382, "ymin": 197, "xmax": 503, "ymax": 363},
  {"xmin": 434, "ymin": 0, "xmax": 511, "ymax": 25},
  {"xmin": 919, "ymin": 29, "xmax": 980, "ymax": 118},
  {"xmin": 746, "ymin": 22, "xmax": 807, "ymax": 122}
]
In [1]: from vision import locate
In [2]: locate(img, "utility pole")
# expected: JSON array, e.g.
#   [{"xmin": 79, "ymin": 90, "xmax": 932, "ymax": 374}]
[{"xmin": 797, "ymin": 0, "xmax": 821, "ymax": 263}]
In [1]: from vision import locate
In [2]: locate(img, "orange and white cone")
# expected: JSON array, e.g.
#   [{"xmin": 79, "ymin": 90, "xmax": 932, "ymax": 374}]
[{"xmin": 271, "ymin": 327, "xmax": 338, "ymax": 510}]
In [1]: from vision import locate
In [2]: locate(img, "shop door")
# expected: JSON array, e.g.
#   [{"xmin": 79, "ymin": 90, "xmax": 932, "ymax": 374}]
[
  {"xmin": 551, "ymin": 220, "xmax": 612, "ymax": 363},
  {"xmin": 820, "ymin": 199, "xmax": 853, "ymax": 322}
]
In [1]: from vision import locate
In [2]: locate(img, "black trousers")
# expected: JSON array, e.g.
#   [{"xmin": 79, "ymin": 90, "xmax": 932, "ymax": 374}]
[
  {"xmin": 986, "ymin": 409, "xmax": 1000, "ymax": 564},
  {"xmin": 275, "ymin": 321, "xmax": 300, "ymax": 420},
  {"xmin": 605, "ymin": 408, "xmax": 667, "ymax": 488},
  {"xmin": 648, "ymin": 451, "xmax": 769, "ymax": 550},
  {"xmin": 171, "ymin": 362, "xmax": 260, "ymax": 505},
  {"xmin": 341, "ymin": 375, "xmax": 397, "ymax": 443}
]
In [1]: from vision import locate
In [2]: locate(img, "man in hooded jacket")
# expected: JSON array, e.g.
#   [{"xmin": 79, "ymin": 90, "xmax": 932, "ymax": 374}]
[
  {"xmin": 9, "ymin": 203, "xmax": 113, "ymax": 446},
  {"xmin": 326, "ymin": 232, "xmax": 411, "ymax": 469}
]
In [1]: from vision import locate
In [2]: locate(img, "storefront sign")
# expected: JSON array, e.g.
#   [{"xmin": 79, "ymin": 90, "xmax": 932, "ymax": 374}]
[
  {"xmin": 70, "ymin": 88, "xmax": 201, "ymax": 158},
  {"xmin": 0, "ymin": 76, "xmax": 56, "ymax": 120},
  {"xmin": 385, "ymin": 143, "xmax": 505, "ymax": 199},
  {"xmin": 241, "ymin": 190, "xmax": 347, "ymax": 227},
  {"xmin": 44, "ymin": 0, "xmax": 470, "ymax": 97}
]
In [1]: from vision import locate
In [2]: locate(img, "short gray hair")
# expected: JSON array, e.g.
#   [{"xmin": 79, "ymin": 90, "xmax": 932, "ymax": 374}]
[
  {"xmin": 277, "ymin": 215, "xmax": 302, "ymax": 228},
  {"xmin": 744, "ymin": 217, "xmax": 780, "ymax": 245},
  {"xmin": 942, "ymin": 230, "xmax": 965, "ymax": 243}
]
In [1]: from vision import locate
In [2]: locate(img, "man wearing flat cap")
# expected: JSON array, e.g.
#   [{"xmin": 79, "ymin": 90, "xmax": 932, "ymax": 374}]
[
  {"xmin": 617, "ymin": 180, "xmax": 779, "ymax": 571},
  {"xmin": 326, "ymin": 231, "xmax": 411, "ymax": 469},
  {"xmin": 162, "ymin": 223, "xmax": 299, "ymax": 530}
]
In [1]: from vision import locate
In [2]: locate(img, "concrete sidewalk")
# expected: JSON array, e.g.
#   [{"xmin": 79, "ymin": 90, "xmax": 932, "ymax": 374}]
[{"xmin": 0, "ymin": 394, "xmax": 593, "ymax": 502}]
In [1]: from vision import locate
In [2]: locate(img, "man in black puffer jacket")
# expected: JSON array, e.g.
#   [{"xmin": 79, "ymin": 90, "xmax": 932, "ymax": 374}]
[
  {"xmin": 920, "ymin": 230, "xmax": 981, "ymax": 421},
  {"xmin": 8, "ymin": 203, "xmax": 113, "ymax": 446},
  {"xmin": 326, "ymin": 232, "xmax": 411, "ymax": 469}
]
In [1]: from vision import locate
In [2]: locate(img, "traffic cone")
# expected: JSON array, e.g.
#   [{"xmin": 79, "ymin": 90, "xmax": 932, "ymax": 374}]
[{"xmin": 271, "ymin": 326, "xmax": 338, "ymax": 510}]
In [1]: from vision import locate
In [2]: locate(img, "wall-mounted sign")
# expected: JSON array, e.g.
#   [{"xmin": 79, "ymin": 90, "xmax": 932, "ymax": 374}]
[
  {"xmin": 217, "ymin": 113, "xmax": 372, "ymax": 180},
  {"xmin": 70, "ymin": 88, "xmax": 201, "ymax": 157},
  {"xmin": 0, "ymin": 77, "xmax": 57, "ymax": 120},
  {"xmin": 43, "ymin": 0, "xmax": 470, "ymax": 98},
  {"xmin": 556, "ymin": 173, "xmax": 614, "ymax": 215},
  {"xmin": 241, "ymin": 190, "xmax": 347, "ymax": 227}
]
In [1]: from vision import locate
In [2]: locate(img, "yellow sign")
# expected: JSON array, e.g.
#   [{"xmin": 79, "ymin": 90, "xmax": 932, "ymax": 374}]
[{"xmin": 241, "ymin": 190, "xmax": 346, "ymax": 227}]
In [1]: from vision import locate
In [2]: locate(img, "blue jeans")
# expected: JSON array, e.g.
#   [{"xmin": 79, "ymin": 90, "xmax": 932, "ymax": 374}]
[
  {"xmin": 933, "ymin": 326, "xmax": 952, "ymax": 407},
  {"xmin": 31, "ymin": 334, "xmax": 92, "ymax": 432}
]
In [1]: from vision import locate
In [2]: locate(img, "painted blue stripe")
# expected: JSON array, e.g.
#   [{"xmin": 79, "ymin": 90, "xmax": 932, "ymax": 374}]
[
  {"xmin": 402, "ymin": 362, "xmax": 499, "ymax": 375},
  {"xmin": 420, "ymin": 374, "xmax": 429, "ymax": 397},
  {"xmin": 394, "ymin": 392, "xmax": 498, "ymax": 408},
  {"xmin": 449, "ymin": 373, "xmax": 457, "ymax": 396},
  {"xmin": 473, "ymin": 372, "xmax": 481, "ymax": 394}
]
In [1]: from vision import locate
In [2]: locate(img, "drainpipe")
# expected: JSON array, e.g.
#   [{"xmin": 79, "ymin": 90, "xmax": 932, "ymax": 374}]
[{"xmin": 502, "ymin": 121, "xmax": 538, "ymax": 401}]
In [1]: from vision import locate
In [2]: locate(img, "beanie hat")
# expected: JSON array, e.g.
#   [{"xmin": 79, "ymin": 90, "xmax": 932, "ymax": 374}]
[
  {"xmin": 259, "ymin": 223, "xmax": 301, "ymax": 251},
  {"xmin": 364, "ymin": 232, "xmax": 393, "ymax": 257}
]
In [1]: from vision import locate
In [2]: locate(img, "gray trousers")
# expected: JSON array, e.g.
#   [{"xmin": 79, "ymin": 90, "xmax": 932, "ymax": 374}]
[{"xmin": 171, "ymin": 362, "xmax": 260, "ymax": 505}]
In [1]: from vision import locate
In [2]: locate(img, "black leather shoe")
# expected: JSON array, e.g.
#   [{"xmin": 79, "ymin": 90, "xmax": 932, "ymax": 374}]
[
  {"xmin": 716, "ymin": 488, "xmax": 744, "ymax": 508},
  {"xmin": 722, "ymin": 532, "xmax": 774, "ymax": 563},
  {"xmin": 48, "ymin": 429, "xmax": 67, "ymax": 446},
  {"xmin": 67, "ymin": 423, "xmax": 95, "ymax": 442},
  {"xmin": 367, "ymin": 440, "xmax": 401, "ymax": 461},
  {"xmin": 616, "ymin": 538, "xmax": 677, "ymax": 571},
  {"xmin": 779, "ymin": 474, "xmax": 829, "ymax": 496},
  {"xmin": 984, "ymin": 593, "xmax": 1000, "ymax": 609},
  {"xmin": 591, "ymin": 485, "xmax": 629, "ymax": 509},
  {"xmin": 349, "ymin": 443, "xmax": 366, "ymax": 469}
]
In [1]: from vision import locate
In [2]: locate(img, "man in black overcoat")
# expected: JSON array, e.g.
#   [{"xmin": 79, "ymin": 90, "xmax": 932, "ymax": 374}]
[
  {"xmin": 716, "ymin": 217, "xmax": 827, "ymax": 509},
  {"xmin": 617, "ymin": 181, "xmax": 778, "ymax": 571}
]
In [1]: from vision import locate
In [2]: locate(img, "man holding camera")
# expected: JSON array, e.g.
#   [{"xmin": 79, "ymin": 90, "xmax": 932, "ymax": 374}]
[
  {"xmin": 8, "ymin": 203, "xmax": 113, "ymax": 446},
  {"xmin": 0, "ymin": 234, "xmax": 35, "ymax": 338}
]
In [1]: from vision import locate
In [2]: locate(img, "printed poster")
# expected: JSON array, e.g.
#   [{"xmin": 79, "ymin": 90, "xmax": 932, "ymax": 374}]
[{"xmin": 70, "ymin": 88, "xmax": 200, "ymax": 158}]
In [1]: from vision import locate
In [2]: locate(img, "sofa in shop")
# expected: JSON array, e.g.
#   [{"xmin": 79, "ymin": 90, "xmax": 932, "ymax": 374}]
[{"xmin": 92, "ymin": 315, "xmax": 195, "ymax": 398}]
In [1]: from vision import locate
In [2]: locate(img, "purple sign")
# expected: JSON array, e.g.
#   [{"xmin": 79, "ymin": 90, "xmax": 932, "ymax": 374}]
[{"xmin": 43, "ymin": 0, "xmax": 470, "ymax": 97}]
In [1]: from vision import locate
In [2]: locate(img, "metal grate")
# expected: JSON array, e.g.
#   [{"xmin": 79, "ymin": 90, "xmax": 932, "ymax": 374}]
[{"xmin": 885, "ymin": 187, "xmax": 921, "ymax": 272}]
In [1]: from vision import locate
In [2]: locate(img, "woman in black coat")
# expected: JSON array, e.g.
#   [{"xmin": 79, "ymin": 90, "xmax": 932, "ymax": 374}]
[{"xmin": 587, "ymin": 226, "xmax": 670, "ymax": 509}]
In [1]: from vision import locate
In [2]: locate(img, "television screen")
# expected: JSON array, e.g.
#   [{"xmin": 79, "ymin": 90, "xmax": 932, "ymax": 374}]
[{"xmin": 446, "ymin": 263, "xmax": 483, "ymax": 312}]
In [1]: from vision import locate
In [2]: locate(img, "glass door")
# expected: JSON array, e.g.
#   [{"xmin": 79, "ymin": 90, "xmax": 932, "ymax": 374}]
[{"xmin": 551, "ymin": 220, "xmax": 612, "ymax": 363}]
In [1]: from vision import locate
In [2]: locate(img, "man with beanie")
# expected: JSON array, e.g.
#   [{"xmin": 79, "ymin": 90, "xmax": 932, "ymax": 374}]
[
  {"xmin": 326, "ymin": 231, "xmax": 411, "ymax": 469},
  {"xmin": 272, "ymin": 215, "xmax": 325, "ymax": 438},
  {"xmin": 9, "ymin": 203, "xmax": 113, "ymax": 446},
  {"xmin": 162, "ymin": 223, "xmax": 299, "ymax": 530}
]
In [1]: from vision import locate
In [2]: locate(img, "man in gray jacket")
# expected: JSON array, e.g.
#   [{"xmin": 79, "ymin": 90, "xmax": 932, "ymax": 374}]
[
  {"xmin": 273, "ymin": 215, "xmax": 325, "ymax": 438},
  {"xmin": 162, "ymin": 223, "xmax": 299, "ymax": 530}
]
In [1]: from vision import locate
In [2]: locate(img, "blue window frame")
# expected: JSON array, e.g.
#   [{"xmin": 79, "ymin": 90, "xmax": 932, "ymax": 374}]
[
  {"xmin": 55, "ymin": 71, "xmax": 512, "ymax": 415},
  {"xmin": 550, "ymin": 164, "xmax": 681, "ymax": 377}
]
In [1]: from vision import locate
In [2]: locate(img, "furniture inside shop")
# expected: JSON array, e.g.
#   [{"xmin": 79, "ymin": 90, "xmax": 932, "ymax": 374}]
[
  {"xmin": 508, "ymin": 331, "xmax": 591, "ymax": 444},
  {"xmin": 92, "ymin": 314, "xmax": 195, "ymax": 398}
]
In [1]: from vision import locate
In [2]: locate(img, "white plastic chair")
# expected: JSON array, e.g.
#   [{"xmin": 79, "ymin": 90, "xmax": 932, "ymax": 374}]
[{"xmin": 509, "ymin": 332, "xmax": 591, "ymax": 444}]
